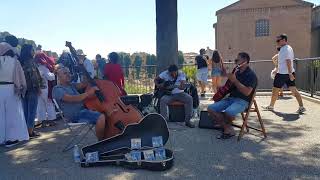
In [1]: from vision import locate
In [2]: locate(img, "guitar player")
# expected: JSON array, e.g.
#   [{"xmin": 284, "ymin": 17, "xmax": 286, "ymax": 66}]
[
  {"xmin": 207, "ymin": 52, "xmax": 257, "ymax": 139},
  {"xmin": 154, "ymin": 65, "xmax": 195, "ymax": 128}
]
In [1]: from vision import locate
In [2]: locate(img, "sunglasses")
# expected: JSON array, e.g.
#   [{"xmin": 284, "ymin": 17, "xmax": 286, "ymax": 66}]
[{"xmin": 276, "ymin": 39, "xmax": 282, "ymax": 43}]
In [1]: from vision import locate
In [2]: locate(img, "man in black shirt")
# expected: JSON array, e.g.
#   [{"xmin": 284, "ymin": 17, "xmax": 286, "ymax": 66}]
[
  {"xmin": 195, "ymin": 48, "xmax": 208, "ymax": 97},
  {"xmin": 208, "ymin": 52, "xmax": 257, "ymax": 139}
]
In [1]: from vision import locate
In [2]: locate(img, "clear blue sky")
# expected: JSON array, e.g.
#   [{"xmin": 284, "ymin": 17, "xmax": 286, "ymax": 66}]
[{"xmin": 1, "ymin": 0, "xmax": 319, "ymax": 59}]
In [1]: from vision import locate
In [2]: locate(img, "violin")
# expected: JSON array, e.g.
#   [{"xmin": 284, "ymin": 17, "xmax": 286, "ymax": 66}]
[{"xmin": 65, "ymin": 42, "xmax": 143, "ymax": 139}]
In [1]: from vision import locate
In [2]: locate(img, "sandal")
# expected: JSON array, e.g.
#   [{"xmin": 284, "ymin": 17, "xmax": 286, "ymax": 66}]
[
  {"xmin": 212, "ymin": 125, "xmax": 223, "ymax": 131},
  {"xmin": 43, "ymin": 121, "xmax": 57, "ymax": 127},
  {"xmin": 216, "ymin": 133, "xmax": 235, "ymax": 140},
  {"xmin": 29, "ymin": 131, "xmax": 41, "ymax": 139},
  {"xmin": 261, "ymin": 105, "xmax": 274, "ymax": 111},
  {"xmin": 34, "ymin": 122, "xmax": 43, "ymax": 129}
]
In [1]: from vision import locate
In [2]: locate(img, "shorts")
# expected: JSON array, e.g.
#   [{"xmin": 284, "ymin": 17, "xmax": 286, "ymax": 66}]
[
  {"xmin": 71, "ymin": 109, "xmax": 101, "ymax": 124},
  {"xmin": 196, "ymin": 68, "xmax": 208, "ymax": 83},
  {"xmin": 273, "ymin": 73, "xmax": 296, "ymax": 88},
  {"xmin": 211, "ymin": 67, "xmax": 222, "ymax": 77},
  {"xmin": 207, "ymin": 97, "xmax": 249, "ymax": 117}
]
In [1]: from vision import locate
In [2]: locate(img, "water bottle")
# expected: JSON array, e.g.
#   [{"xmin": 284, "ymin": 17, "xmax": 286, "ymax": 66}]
[
  {"xmin": 193, "ymin": 108, "xmax": 198, "ymax": 118},
  {"xmin": 73, "ymin": 145, "xmax": 81, "ymax": 163}
]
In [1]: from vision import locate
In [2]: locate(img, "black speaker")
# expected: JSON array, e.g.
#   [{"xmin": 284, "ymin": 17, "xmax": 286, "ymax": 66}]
[
  {"xmin": 168, "ymin": 105, "xmax": 185, "ymax": 122},
  {"xmin": 198, "ymin": 111, "xmax": 220, "ymax": 129},
  {"xmin": 120, "ymin": 95, "xmax": 140, "ymax": 107}
]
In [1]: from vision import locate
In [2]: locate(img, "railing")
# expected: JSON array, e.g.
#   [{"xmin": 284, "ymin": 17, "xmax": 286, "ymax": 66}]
[
  {"xmin": 122, "ymin": 64, "xmax": 197, "ymax": 94},
  {"xmin": 121, "ymin": 58, "xmax": 320, "ymax": 98},
  {"xmin": 122, "ymin": 65, "xmax": 157, "ymax": 94},
  {"xmin": 294, "ymin": 58, "xmax": 320, "ymax": 97}
]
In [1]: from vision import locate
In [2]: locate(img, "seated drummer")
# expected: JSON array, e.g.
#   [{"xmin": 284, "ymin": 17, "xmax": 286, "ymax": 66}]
[
  {"xmin": 154, "ymin": 64, "xmax": 195, "ymax": 128},
  {"xmin": 53, "ymin": 67, "xmax": 106, "ymax": 140},
  {"xmin": 208, "ymin": 52, "xmax": 257, "ymax": 139}
]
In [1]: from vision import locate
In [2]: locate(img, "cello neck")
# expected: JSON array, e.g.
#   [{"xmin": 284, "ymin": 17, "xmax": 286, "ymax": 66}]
[
  {"xmin": 65, "ymin": 41, "xmax": 105, "ymax": 102},
  {"xmin": 65, "ymin": 41, "xmax": 96, "ymax": 86}
]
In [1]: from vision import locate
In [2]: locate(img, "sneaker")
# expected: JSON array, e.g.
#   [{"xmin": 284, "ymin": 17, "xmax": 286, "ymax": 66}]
[
  {"xmin": 185, "ymin": 122, "xmax": 195, "ymax": 128},
  {"xmin": 5, "ymin": 140, "xmax": 19, "ymax": 148},
  {"xmin": 262, "ymin": 105, "xmax": 274, "ymax": 111},
  {"xmin": 296, "ymin": 107, "xmax": 306, "ymax": 114}
]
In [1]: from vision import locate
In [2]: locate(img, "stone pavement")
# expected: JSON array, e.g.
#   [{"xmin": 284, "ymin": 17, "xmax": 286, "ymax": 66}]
[{"xmin": 1, "ymin": 96, "xmax": 320, "ymax": 180}]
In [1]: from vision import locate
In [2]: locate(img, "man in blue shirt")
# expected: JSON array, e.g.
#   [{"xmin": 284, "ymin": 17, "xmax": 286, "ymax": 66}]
[
  {"xmin": 208, "ymin": 52, "xmax": 257, "ymax": 139},
  {"xmin": 53, "ymin": 67, "xmax": 106, "ymax": 140}
]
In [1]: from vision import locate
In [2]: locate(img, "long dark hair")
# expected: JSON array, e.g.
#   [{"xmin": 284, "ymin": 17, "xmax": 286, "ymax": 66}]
[
  {"xmin": 212, "ymin": 50, "xmax": 222, "ymax": 63},
  {"xmin": 108, "ymin": 52, "xmax": 119, "ymax": 64},
  {"xmin": 19, "ymin": 44, "xmax": 34, "ymax": 65},
  {"xmin": 3, "ymin": 50, "xmax": 15, "ymax": 58}
]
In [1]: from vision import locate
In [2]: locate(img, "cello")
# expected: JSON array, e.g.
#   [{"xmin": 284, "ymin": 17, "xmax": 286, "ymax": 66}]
[{"xmin": 65, "ymin": 42, "xmax": 143, "ymax": 139}]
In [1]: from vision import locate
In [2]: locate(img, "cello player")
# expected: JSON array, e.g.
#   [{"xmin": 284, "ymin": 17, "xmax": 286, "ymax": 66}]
[{"xmin": 53, "ymin": 66, "xmax": 106, "ymax": 140}]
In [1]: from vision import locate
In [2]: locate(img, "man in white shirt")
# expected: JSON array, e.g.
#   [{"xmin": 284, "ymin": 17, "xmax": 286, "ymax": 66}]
[
  {"xmin": 263, "ymin": 34, "xmax": 306, "ymax": 114},
  {"xmin": 76, "ymin": 49, "xmax": 95, "ymax": 79},
  {"xmin": 154, "ymin": 65, "xmax": 194, "ymax": 128}
]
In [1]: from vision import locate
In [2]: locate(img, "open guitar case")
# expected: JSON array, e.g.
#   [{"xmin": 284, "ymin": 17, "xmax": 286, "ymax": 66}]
[{"xmin": 80, "ymin": 113, "xmax": 174, "ymax": 171}]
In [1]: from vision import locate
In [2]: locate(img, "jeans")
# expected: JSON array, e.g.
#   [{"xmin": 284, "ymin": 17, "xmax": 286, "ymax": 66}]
[
  {"xmin": 211, "ymin": 67, "xmax": 223, "ymax": 77},
  {"xmin": 208, "ymin": 97, "xmax": 249, "ymax": 117},
  {"xmin": 71, "ymin": 109, "xmax": 101, "ymax": 124},
  {"xmin": 196, "ymin": 68, "xmax": 208, "ymax": 83},
  {"xmin": 23, "ymin": 91, "xmax": 39, "ymax": 129},
  {"xmin": 160, "ymin": 92, "xmax": 193, "ymax": 123}
]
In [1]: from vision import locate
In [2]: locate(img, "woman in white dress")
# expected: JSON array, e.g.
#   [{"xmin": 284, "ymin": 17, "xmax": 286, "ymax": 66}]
[
  {"xmin": 34, "ymin": 52, "xmax": 56, "ymax": 127},
  {"xmin": 0, "ymin": 42, "xmax": 29, "ymax": 147}
]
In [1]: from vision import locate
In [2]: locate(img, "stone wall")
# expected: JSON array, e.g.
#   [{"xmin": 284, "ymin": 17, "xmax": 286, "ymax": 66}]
[{"xmin": 215, "ymin": 1, "xmax": 313, "ymax": 61}]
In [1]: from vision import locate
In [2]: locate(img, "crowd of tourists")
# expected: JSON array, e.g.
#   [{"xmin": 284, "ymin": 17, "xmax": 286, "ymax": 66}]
[{"xmin": 0, "ymin": 35, "xmax": 125, "ymax": 147}]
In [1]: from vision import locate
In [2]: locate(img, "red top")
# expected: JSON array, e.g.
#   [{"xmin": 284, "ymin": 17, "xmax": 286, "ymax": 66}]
[{"xmin": 104, "ymin": 63, "xmax": 125, "ymax": 89}]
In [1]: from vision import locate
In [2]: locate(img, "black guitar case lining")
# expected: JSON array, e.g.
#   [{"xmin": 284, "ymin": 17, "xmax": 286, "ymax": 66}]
[
  {"xmin": 120, "ymin": 95, "xmax": 140, "ymax": 107},
  {"xmin": 81, "ymin": 113, "xmax": 173, "ymax": 171}
]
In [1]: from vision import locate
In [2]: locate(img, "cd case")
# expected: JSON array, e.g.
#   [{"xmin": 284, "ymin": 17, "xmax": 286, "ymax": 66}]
[{"xmin": 152, "ymin": 136, "xmax": 163, "ymax": 148}]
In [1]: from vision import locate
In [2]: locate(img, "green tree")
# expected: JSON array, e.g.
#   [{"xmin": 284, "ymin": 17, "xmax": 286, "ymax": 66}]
[
  {"xmin": 117, "ymin": 52, "xmax": 131, "ymax": 77},
  {"xmin": 146, "ymin": 54, "xmax": 157, "ymax": 78},
  {"xmin": 178, "ymin": 50, "xmax": 185, "ymax": 66},
  {"xmin": 134, "ymin": 55, "xmax": 143, "ymax": 79},
  {"xmin": 124, "ymin": 54, "xmax": 131, "ymax": 77}
]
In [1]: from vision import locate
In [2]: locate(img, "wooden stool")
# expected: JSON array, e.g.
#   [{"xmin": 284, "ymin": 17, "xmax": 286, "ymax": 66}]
[{"xmin": 168, "ymin": 101, "xmax": 185, "ymax": 122}]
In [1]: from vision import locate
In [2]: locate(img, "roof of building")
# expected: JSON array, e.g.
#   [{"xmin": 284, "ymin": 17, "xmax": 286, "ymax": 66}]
[
  {"xmin": 213, "ymin": 23, "xmax": 217, "ymax": 29},
  {"xmin": 216, "ymin": 0, "xmax": 314, "ymax": 15}
]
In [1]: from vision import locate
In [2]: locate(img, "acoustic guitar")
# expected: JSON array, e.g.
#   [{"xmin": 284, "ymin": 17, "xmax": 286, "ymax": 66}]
[
  {"xmin": 212, "ymin": 62, "xmax": 246, "ymax": 102},
  {"xmin": 154, "ymin": 79, "xmax": 190, "ymax": 97}
]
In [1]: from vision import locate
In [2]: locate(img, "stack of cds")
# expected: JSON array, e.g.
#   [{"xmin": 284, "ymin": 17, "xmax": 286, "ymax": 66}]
[{"xmin": 125, "ymin": 136, "xmax": 166, "ymax": 161}]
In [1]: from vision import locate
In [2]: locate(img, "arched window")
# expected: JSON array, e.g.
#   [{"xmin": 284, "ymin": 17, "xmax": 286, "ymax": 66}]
[{"xmin": 255, "ymin": 19, "xmax": 269, "ymax": 37}]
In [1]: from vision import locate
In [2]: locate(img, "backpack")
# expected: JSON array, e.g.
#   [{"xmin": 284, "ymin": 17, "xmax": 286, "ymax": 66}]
[{"xmin": 23, "ymin": 60, "xmax": 44, "ymax": 91}]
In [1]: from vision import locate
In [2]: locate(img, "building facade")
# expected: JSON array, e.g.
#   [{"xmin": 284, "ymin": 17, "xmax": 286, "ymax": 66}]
[
  {"xmin": 312, "ymin": 6, "xmax": 320, "ymax": 57},
  {"xmin": 214, "ymin": 0, "xmax": 314, "ymax": 61}
]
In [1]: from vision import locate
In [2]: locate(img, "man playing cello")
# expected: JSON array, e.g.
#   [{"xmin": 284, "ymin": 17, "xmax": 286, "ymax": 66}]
[{"xmin": 53, "ymin": 66, "xmax": 106, "ymax": 140}]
